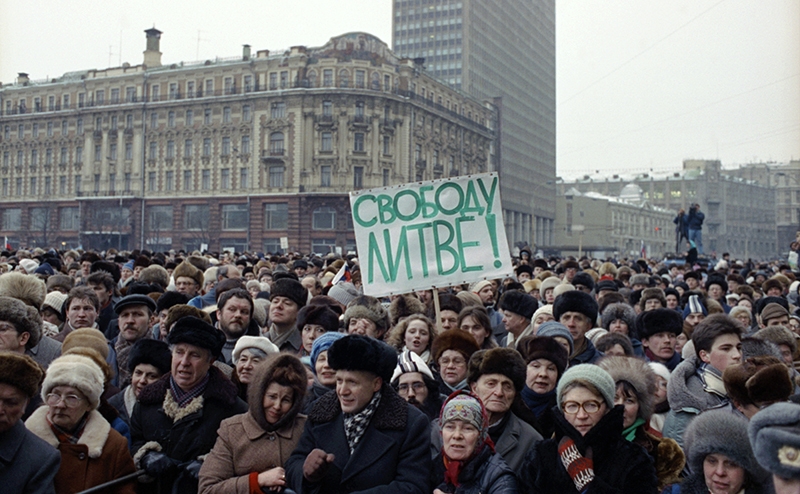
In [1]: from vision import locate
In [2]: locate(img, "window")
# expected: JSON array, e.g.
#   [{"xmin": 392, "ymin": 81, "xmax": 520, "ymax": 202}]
[
  {"xmin": 184, "ymin": 204, "xmax": 209, "ymax": 230},
  {"xmin": 183, "ymin": 170, "xmax": 192, "ymax": 190},
  {"xmin": 187, "ymin": 81, "xmax": 195, "ymax": 97},
  {"xmin": 384, "ymin": 74, "xmax": 391, "ymax": 91},
  {"xmin": 1, "ymin": 179, "xmax": 7, "ymax": 196},
  {"xmin": 169, "ymin": 83, "xmax": 178, "ymax": 100},
  {"xmin": 75, "ymin": 175, "xmax": 81, "ymax": 193},
  {"xmin": 221, "ymin": 168, "xmax": 230, "ymax": 189},
  {"xmin": 96, "ymin": 90, "xmax": 105, "ymax": 104},
  {"xmin": 62, "ymin": 119, "xmax": 68, "ymax": 135},
  {"xmin": 353, "ymin": 166, "xmax": 364, "ymax": 189},
  {"xmin": 30, "ymin": 208, "xmax": 49, "ymax": 234},
  {"xmin": 124, "ymin": 172, "xmax": 131, "ymax": 192},
  {"xmin": 323, "ymin": 69, "xmax": 333, "ymax": 87},
  {"xmin": 221, "ymin": 204, "xmax": 248, "ymax": 230},
  {"xmin": 354, "ymin": 132, "xmax": 365, "ymax": 152},
  {"xmin": 222, "ymin": 137, "xmax": 231, "ymax": 156},
  {"xmin": 263, "ymin": 238, "xmax": 283, "ymax": 254},
  {"xmin": 203, "ymin": 138, "xmax": 211, "ymax": 157},
  {"xmin": 1, "ymin": 152, "xmax": 7, "ymax": 167},
  {"xmin": 110, "ymin": 88, "xmax": 120, "ymax": 103},
  {"xmin": 48, "ymin": 95, "xmax": 55, "ymax": 111},
  {"xmin": 108, "ymin": 173, "xmax": 115, "ymax": 193},
  {"xmin": 383, "ymin": 168, "xmax": 390, "ymax": 186},
  {"xmin": 244, "ymin": 75, "xmax": 253, "ymax": 92},
  {"xmin": 241, "ymin": 135, "xmax": 251, "ymax": 155},
  {"xmin": 16, "ymin": 151, "xmax": 22, "ymax": 166},
  {"xmin": 311, "ymin": 239, "xmax": 336, "ymax": 256},
  {"xmin": 184, "ymin": 139, "xmax": 193, "ymax": 158},
  {"xmin": 45, "ymin": 148, "xmax": 52, "ymax": 165},
  {"xmin": 224, "ymin": 77, "xmax": 233, "ymax": 95},
  {"xmin": 165, "ymin": 171, "xmax": 174, "ymax": 191},
  {"xmin": 46, "ymin": 122, "xmax": 53, "ymax": 137},
  {"xmin": 59, "ymin": 176, "xmax": 67, "ymax": 195},
  {"xmin": 15, "ymin": 178, "xmax": 22, "ymax": 195},
  {"xmin": 269, "ymin": 132, "xmax": 284, "ymax": 155},
  {"xmin": 148, "ymin": 172, "xmax": 156, "ymax": 191},
  {"xmin": 202, "ymin": 169, "xmax": 210, "ymax": 190},
  {"xmin": 240, "ymin": 168, "xmax": 249, "ymax": 189},
  {"xmin": 34, "ymin": 97, "xmax": 42, "ymax": 112},
  {"xmin": 321, "ymin": 165, "xmax": 331, "ymax": 187},
  {"xmin": 307, "ymin": 70, "xmax": 317, "ymax": 87},
  {"xmin": 186, "ymin": 109, "xmax": 193, "ymax": 126},
  {"xmin": 321, "ymin": 132, "xmax": 332, "ymax": 152},
  {"xmin": 3, "ymin": 126, "xmax": 8, "ymax": 139},
  {"xmin": 355, "ymin": 70, "xmax": 365, "ymax": 88},
  {"xmin": 223, "ymin": 106, "xmax": 231, "ymax": 123},
  {"xmin": 59, "ymin": 207, "xmax": 79, "ymax": 230},
  {"xmin": 271, "ymin": 102, "xmax": 285, "ymax": 118},
  {"xmin": 264, "ymin": 203, "xmax": 288, "ymax": 230},
  {"xmin": 168, "ymin": 111, "xmax": 175, "ymax": 127},
  {"xmin": 33, "ymin": 123, "xmax": 38, "ymax": 138},
  {"xmin": 93, "ymin": 174, "xmax": 100, "ymax": 193},
  {"xmin": 30, "ymin": 177, "xmax": 37, "ymax": 195},
  {"xmin": 322, "ymin": 100, "xmax": 332, "ymax": 116},
  {"xmin": 243, "ymin": 104, "xmax": 251, "ymax": 122},
  {"xmin": 77, "ymin": 118, "xmax": 84, "ymax": 135},
  {"xmin": 126, "ymin": 87, "xmax": 135, "ymax": 102},
  {"xmin": 60, "ymin": 147, "xmax": 67, "ymax": 164},
  {"xmin": 268, "ymin": 166, "xmax": 284, "ymax": 188},
  {"xmin": 125, "ymin": 114, "xmax": 133, "ymax": 129},
  {"xmin": 339, "ymin": 70, "xmax": 350, "ymax": 88},
  {"xmin": 125, "ymin": 142, "xmax": 132, "ymax": 161},
  {"xmin": 312, "ymin": 207, "xmax": 336, "ymax": 230},
  {"xmin": 110, "ymin": 116, "xmax": 118, "ymax": 130},
  {"xmin": 79, "ymin": 93, "xmax": 86, "ymax": 108},
  {"xmin": 383, "ymin": 135, "xmax": 390, "ymax": 155},
  {"xmin": 109, "ymin": 143, "xmax": 117, "ymax": 161},
  {"xmin": 204, "ymin": 108, "xmax": 211, "ymax": 125},
  {"xmin": 17, "ymin": 125, "xmax": 23, "ymax": 139},
  {"xmin": 31, "ymin": 149, "xmax": 38, "ymax": 165},
  {"xmin": 149, "ymin": 142, "xmax": 157, "ymax": 160},
  {"xmin": 280, "ymin": 71, "xmax": 288, "ymax": 88},
  {"xmin": 150, "ymin": 112, "xmax": 158, "ymax": 129},
  {"xmin": 148, "ymin": 206, "xmax": 173, "ymax": 231},
  {"xmin": 355, "ymin": 101, "xmax": 365, "ymax": 118},
  {"xmin": 2, "ymin": 209, "xmax": 22, "ymax": 230},
  {"xmin": 269, "ymin": 73, "xmax": 277, "ymax": 90},
  {"xmin": 205, "ymin": 79, "xmax": 214, "ymax": 95}
]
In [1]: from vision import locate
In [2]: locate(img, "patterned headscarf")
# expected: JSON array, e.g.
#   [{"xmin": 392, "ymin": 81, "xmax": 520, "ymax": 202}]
[{"xmin": 438, "ymin": 390, "xmax": 493, "ymax": 487}]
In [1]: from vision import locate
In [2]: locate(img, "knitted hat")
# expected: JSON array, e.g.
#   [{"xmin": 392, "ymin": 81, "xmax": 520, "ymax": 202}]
[
  {"xmin": 516, "ymin": 335, "xmax": 569, "ymax": 376},
  {"xmin": 552, "ymin": 283, "xmax": 576, "ymax": 299},
  {"xmin": 42, "ymin": 291, "xmax": 68, "ymax": 318},
  {"xmin": 232, "ymin": 336, "xmax": 279, "ymax": 363},
  {"xmin": 598, "ymin": 356, "xmax": 656, "ymax": 421},
  {"xmin": 310, "ymin": 331, "xmax": 346, "ymax": 374},
  {"xmin": 723, "ymin": 356, "xmax": 793, "ymax": 407},
  {"xmin": 552, "ymin": 290, "xmax": 598, "ymax": 325},
  {"xmin": 682, "ymin": 294, "xmax": 707, "ymax": 318},
  {"xmin": 128, "ymin": 339, "xmax": 172, "ymax": 375},
  {"xmin": 684, "ymin": 409, "xmax": 768, "ymax": 485},
  {"xmin": 749, "ymin": 402, "xmax": 800, "ymax": 480},
  {"xmin": 18, "ymin": 259, "xmax": 39, "ymax": 274},
  {"xmin": 539, "ymin": 276, "xmax": 561, "ymax": 295},
  {"xmin": 439, "ymin": 391, "xmax": 487, "ymax": 437},
  {"xmin": 467, "ymin": 347, "xmax": 527, "ymax": 393},
  {"xmin": 270, "ymin": 278, "xmax": 308, "ymax": 309},
  {"xmin": 122, "ymin": 261, "xmax": 135, "ymax": 272},
  {"xmin": 498, "ymin": 290, "xmax": 538, "ymax": 320},
  {"xmin": 34, "ymin": 263, "xmax": 54, "ymax": 276},
  {"xmin": 391, "ymin": 349, "xmax": 435, "ymax": 382},
  {"xmin": 0, "ymin": 353, "xmax": 43, "ymax": 398},
  {"xmin": 172, "ymin": 261, "xmax": 204, "ymax": 288},
  {"xmin": 585, "ymin": 327, "xmax": 608, "ymax": 344},
  {"xmin": 114, "ymin": 294, "xmax": 157, "ymax": 315},
  {"xmin": 42, "ymin": 354, "xmax": 105, "ymax": 409},
  {"xmin": 470, "ymin": 280, "xmax": 493, "ymax": 295},
  {"xmin": 601, "ymin": 303, "xmax": 636, "ymax": 332},
  {"xmin": 327, "ymin": 282, "xmax": 360, "ymax": 308},
  {"xmin": 297, "ymin": 305, "xmax": 340, "ymax": 334},
  {"xmin": 167, "ymin": 316, "xmax": 226, "ymax": 358},
  {"xmin": 636, "ymin": 308, "xmax": 683, "ymax": 340},
  {"xmin": 532, "ymin": 304, "xmax": 553, "ymax": 322},
  {"xmin": 155, "ymin": 291, "xmax": 190, "ymax": 314},
  {"xmin": 61, "ymin": 328, "xmax": 109, "ymax": 359},
  {"xmin": 535, "ymin": 321, "xmax": 574, "ymax": 355},
  {"xmin": 343, "ymin": 295, "xmax": 390, "ymax": 336},
  {"xmin": 327, "ymin": 334, "xmax": 397, "ymax": 383},
  {"xmin": 760, "ymin": 303, "xmax": 789, "ymax": 325},
  {"xmin": 431, "ymin": 329, "xmax": 480, "ymax": 363},
  {"xmin": 648, "ymin": 362, "xmax": 671, "ymax": 384},
  {"xmin": 556, "ymin": 364, "xmax": 616, "ymax": 410}
]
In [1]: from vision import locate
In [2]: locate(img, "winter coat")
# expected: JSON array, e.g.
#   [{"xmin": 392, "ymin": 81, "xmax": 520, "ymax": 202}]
[
  {"xmin": 285, "ymin": 384, "xmax": 431, "ymax": 494},
  {"xmin": 669, "ymin": 471, "xmax": 772, "ymax": 494},
  {"xmin": 198, "ymin": 411, "xmax": 306, "ymax": 494},
  {"xmin": 26, "ymin": 407, "xmax": 136, "ymax": 494},
  {"xmin": 431, "ymin": 446, "xmax": 518, "ymax": 494},
  {"xmin": 687, "ymin": 209, "xmax": 704, "ymax": 230},
  {"xmin": 130, "ymin": 366, "xmax": 248, "ymax": 494},
  {"xmin": 303, "ymin": 381, "xmax": 334, "ymax": 414},
  {"xmin": 0, "ymin": 419, "xmax": 61, "ymax": 494},
  {"xmin": 520, "ymin": 405, "xmax": 659, "ymax": 494},
  {"xmin": 673, "ymin": 213, "xmax": 689, "ymax": 238},
  {"xmin": 570, "ymin": 338, "xmax": 602, "ymax": 367},
  {"xmin": 25, "ymin": 335, "xmax": 62, "ymax": 370},
  {"xmin": 631, "ymin": 426, "xmax": 685, "ymax": 492},
  {"xmin": 107, "ymin": 385, "xmax": 135, "ymax": 426}
]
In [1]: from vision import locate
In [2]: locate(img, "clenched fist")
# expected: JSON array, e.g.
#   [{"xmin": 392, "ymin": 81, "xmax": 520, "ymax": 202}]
[{"xmin": 303, "ymin": 448, "xmax": 335, "ymax": 483}]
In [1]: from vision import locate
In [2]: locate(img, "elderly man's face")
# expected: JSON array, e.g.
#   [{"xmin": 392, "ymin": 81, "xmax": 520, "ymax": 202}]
[
  {"xmin": 171, "ymin": 343, "xmax": 213, "ymax": 391},
  {"xmin": 0, "ymin": 383, "xmax": 29, "ymax": 433},
  {"xmin": 336, "ymin": 370, "xmax": 381, "ymax": 414}
]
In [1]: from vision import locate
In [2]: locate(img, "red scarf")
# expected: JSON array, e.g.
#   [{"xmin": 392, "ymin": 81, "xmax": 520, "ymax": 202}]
[{"xmin": 442, "ymin": 438, "xmax": 495, "ymax": 487}]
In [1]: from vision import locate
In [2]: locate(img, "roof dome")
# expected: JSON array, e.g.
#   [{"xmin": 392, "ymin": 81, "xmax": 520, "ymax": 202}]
[{"xmin": 619, "ymin": 183, "xmax": 643, "ymax": 203}]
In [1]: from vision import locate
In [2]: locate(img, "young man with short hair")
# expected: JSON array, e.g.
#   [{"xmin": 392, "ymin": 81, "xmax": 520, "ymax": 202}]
[
  {"xmin": 553, "ymin": 290, "xmax": 600, "ymax": 365},
  {"xmin": 637, "ymin": 308, "xmax": 682, "ymax": 371}
]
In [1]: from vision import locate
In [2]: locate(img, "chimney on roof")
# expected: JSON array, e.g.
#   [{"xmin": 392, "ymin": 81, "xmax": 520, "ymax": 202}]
[
  {"xmin": 17, "ymin": 73, "xmax": 29, "ymax": 85},
  {"xmin": 243, "ymin": 44, "xmax": 251, "ymax": 61},
  {"xmin": 143, "ymin": 28, "xmax": 163, "ymax": 67}
]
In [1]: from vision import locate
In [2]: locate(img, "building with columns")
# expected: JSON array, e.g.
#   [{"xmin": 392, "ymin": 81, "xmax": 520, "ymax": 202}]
[{"xmin": 0, "ymin": 29, "xmax": 496, "ymax": 253}]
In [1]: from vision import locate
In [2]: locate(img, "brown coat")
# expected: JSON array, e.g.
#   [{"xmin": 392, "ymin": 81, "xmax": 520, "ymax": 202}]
[
  {"xmin": 25, "ymin": 407, "xmax": 136, "ymax": 494},
  {"xmin": 198, "ymin": 411, "xmax": 306, "ymax": 494}
]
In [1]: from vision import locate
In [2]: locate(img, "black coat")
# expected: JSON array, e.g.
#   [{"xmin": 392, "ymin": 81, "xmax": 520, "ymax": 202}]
[
  {"xmin": 431, "ymin": 446, "xmax": 518, "ymax": 494},
  {"xmin": 130, "ymin": 366, "xmax": 247, "ymax": 494},
  {"xmin": 285, "ymin": 384, "xmax": 431, "ymax": 494},
  {"xmin": 520, "ymin": 405, "xmax": 658, "ymax": 494}
]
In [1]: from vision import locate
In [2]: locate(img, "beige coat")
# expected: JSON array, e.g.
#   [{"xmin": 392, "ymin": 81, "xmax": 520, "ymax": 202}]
[{"xmin": 198, "ymin": 411, "xmax": 306, "ymax": 494}]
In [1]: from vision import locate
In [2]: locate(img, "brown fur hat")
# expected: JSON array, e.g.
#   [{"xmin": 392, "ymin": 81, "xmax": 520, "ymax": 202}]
[
  {"xmin": 516, "ymin": 335, "xmax": 569, "ymax": 376},
  {"xmin": 723, "ymin": 356, "xmax": 793, "ymax": 406},
  {"xmin": 0, "ymin": 272, "xmax": 46, "ymax": 308},
  {"xmin": 598, "ymin": 355, "xmax": 657, "ymax": 421},
  {"xmin": 639, "ymin": 287, "xmax": 667, "ymax": 311},
  {"xmin": 389, "ymin": 294, "xmax": 426, "ymax": 327},
  {"xmin": 164, "ymin": 304, "xmax": 213, "ymax": 333},
  {"xmin": 0, "ymin": 353, "xmax": 44, "ymax": 398},
  {"xmin": 248, "ymin": 353, "xmax": 308, "ymax": 431},
  {"xmin": 754, "ymin": 326, "xmax": 797, "ymax": 355},
  {"xmin": 343, "ymin": 295, "xmax": 390, "ymax": 337},
  {"xmin": 762, "ymin": 278, "xmax": 784, "ymax": 294},
  {"xmin": 185, "ymin": 255, "xmax": 210, "ymax": 272},
  {"xmin": 467, "ymin": 347, "xmax": 527, "ymax": 393},
  {"xmin": 431, "ymin": 330, "xmax": 480, "ymax": 363},
  {"xmin": 173, "ymin": 261, "xmax": 204, "ymax": 288},
  {"xmin": 46, "ymin": 274, "xmax": 75, "ymax": 294}
]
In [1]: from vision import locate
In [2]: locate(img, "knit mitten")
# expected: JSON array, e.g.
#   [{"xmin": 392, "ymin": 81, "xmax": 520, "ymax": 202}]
[{"xmin": 558, "ymin": 436, "xmax": 594, "ymax": 491}]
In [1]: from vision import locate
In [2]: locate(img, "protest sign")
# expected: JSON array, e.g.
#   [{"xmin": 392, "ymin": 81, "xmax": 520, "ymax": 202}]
[{"xmin": 350, "ymin": 172, "xmax": 513, "ymax": 297}]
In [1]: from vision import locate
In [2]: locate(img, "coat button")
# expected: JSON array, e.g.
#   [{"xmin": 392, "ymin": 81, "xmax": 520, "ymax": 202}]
[
  {"xmin": 269, "ymin": 435, "xmax": 276, "ymax": 441},
  {"xmin": 78, "ymin": 453, "xmax": 86, "ymax": 460}
]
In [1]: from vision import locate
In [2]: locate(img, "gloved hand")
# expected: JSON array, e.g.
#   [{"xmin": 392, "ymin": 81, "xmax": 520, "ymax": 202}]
[
  {"xmin": 558, "ymin": 436, "xmax": 594, "ymax": 491},
  {"xmin": 141, "ymin": 451, "xmax": 178, "ymax": 476},
  {"xmin": 184, "ymin": 460, "xmax": 203, "ymax": 481},
  {"xmin": 303, "ymin": 448, "xmax": 335, "ymax": 483}
]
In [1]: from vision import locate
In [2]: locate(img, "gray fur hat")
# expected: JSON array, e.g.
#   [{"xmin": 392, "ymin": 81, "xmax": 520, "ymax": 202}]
[
  {"xmin": 343, "ymin": 295, "xmax": 391, "ymax": 336},
  {"xmin": 598, "ymin": 356, "xmax": 656, "ymax": 421},
  {"xmin": 749, "ymin": 402, "xmax": 800, "ymax": 480},
  {"xmin": 684, "ymin": 409, "xmax": 769, "ymax": 485},
  {"xmin": 600, "ymin": 303, "xmax": 636, "ymax": 332}
]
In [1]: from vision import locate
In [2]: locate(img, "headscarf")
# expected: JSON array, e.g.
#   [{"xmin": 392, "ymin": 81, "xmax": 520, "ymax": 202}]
[{"xmin": 438, "ymin": 390, "xmax": 494, "ymax": 487}]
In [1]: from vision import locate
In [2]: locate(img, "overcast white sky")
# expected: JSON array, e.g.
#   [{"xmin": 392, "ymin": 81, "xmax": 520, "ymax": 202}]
[{"xmin": 1, "ymin": 0, "xmax": 798, "ymax": 177}]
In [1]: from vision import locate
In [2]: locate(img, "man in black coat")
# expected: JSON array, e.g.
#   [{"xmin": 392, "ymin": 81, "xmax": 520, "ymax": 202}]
[
  {"xmin": 286, "ymin": 335, "xmax": 431, "ymax": 493},
  {"xmin": 130, "ymin": 316, "xmax": 247, "ymax": 494}
]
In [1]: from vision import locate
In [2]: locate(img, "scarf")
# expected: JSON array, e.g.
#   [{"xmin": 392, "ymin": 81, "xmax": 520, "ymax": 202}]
[
  {"xmin": 169, "ymin": 373, "xmax": 210, "ymax": 408},
  {"xmin": 521, "ymin": 385, "xmax": 556, "ymax": 418},
  {"xmin": 654, "ymin": 400, "xmax": 670, "ymax": 414},
  {"xmin": 443, "ymin": 378, "xmax": 469, "ymax": 394},
  {"xmin": 442, "ymin": 438, "xmax": 495, "ymax": 487},
  {"xmin": 49, "ymin": 412, "xmax": 89, "ymax": 444},
  {"xmin": 115, "ymin": 337, "xmax": 136, "ymax": 387},
  {"xmin": 343, "ymin": 390, "xmax": 381, "ymax": 454},
  {"xmin": 696, "ymin": 362, "xmax": 727, "ymax": 398},
  {"xmin": 268, "ymin": 324, "xmax": 295, "ymax": 348},
  {"xmin": 622, "ymin": 417, "xmax": 646, "ymax": 442},
  {"xmin": 402, "ymin": 345, "xmax": 431, "ymax": 364}
]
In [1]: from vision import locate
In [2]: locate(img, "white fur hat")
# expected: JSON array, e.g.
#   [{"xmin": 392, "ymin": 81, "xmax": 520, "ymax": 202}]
[
  {"xmin": 42, "ymin": 354, "xmax": 105, "ymax": 409},
  {"xmin": 232, "ymin": 336, "xmax": 279, "ymax": 363}
]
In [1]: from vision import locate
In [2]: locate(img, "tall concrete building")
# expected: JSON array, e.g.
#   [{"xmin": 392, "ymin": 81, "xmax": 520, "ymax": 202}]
[{"xmin": 392, "ymin": 0, "xmax": 556, "ymax": 250}]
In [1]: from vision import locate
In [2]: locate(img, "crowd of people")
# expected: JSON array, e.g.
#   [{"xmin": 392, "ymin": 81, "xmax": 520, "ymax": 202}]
[{"xmin": 1, "ymin": 246, "xmax": 800, "ymax": 493}]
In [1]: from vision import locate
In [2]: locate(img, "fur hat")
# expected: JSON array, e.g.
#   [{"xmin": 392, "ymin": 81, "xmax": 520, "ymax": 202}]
[
  {"xmin": 498, "ymin": 290, "xmax": 538, "ymax": 320},
  {"xmin": 0, "ymin": 296, "xmax": 42, "ymax": 350},
  {"xmin": 389, "ymin": 294, "xmax": 425, "ymax": 326},
  {"xmin": 741, "ymin": 336, "xmax": 784, "ymax": 361},
  {"xmin": 438, "ymin": 293, "xmax": 464, "ymax": 315},
  {"xmin": 0, "ymin": 353, "xmax": 44, "ymax": 398},
  {"xmin": 114, "ymin": 294, "xmax": 157, "ymax": 315},
  {"xmin": 571, "ymin": 272, "xmax": 595, "ymax": 291},
  {"xmin": 167, "ymin": 316, "xmax": 226, "ymax": 358},
  {"xmin": 754, "ymin": 326, "xmax": 797, "ymax": 355},
  {"xmin": 232, "ymin": 336, "xmax": 279, "ymax": 364},
  {"xmin": 599, "ymin": 356, "xmax": 656, "ymax": 421},
  {"xmin": 297, "ymin": 305, "xmax": 340, "ymax": 334},
  {"xmin": 762, "ymin": 278, "xmax": 784, "ymax": 294},
  {"xmin": 431, "ymin": 330, "xmax": 480, "ymax": 363},
  {"xmin": 515, "ymin": 264, "xmax": 534, "ymax": 278},
  {"xmin": 127, "ymin": 339, "xmax": 172, "ymax": 375},
  {"xmin": 310, "ymin": 331, "xmax": 346, "ymax": 373},
  {"xmin": 636, "ymin": 308, "xmax": 683, "ymax": 340},
  {"xmin": 0, "ymin": 272, "xmax": 46, "ymax": 308},
  {"xmin": 164, "ymin": 304, "xmax": 212, "ymax": 333},
  {"xmin": 595, "ymin": 280, "xmax": 619, "ymax": 293},
  {"xmin": 270, "ymin": 278, "xmax": 308, "ymax": 309},
  {"xmin": 516, "ymin": 335, "xmax": 569, "ymax": 376},
  {"xmin": 705, "ymin": 274, "xmax": 728, "ymax": 294},
  {"xmin": 392, "ymin": 349, "xmax": 435, "ymax": 382},
  {"xmin": 556, "ymin": 364, "xmax": 616, "ymax": 409},
  {"xmin": 760, "ymin": 303, "xmax": 789, "ymax": 325},
  {"xmin": 684, "ymin": 409, "xmax": 768, "ymax": 485},
  {"xmin": 723, "ymin": 356, "xmax": 793, "ymax": 407},
  {"xmin": 553, "ymin": 283, "xmax": 576, "ymax": 299},
  {"xmin": 62, "ymin": 328, "xmax": 109, "ymax": 360},
  {"xmin": 535, "ymin": 321, "xmax": 574, "ymax": 355},
  {"xmin": 639, "ymin": 288, "xmax": 666, "ymax": 310},
  {"xmin": 343, "ymin": 296, "xmax": 390, "ymax": 336},
  {"xmin": 552, "ymin": 289, "xmax": 598, "ymax": 325},
  {"xmin": 467, "ymin": 347, "xmax": 526, "ymax": 393},
  {"xmin": 137, "ymin": 265, "xmax": 168, "ymax": 288},
  {"xmin": 601, "ymin": 303, "xmax": 636, "ymax": 332},
  {"xmin": 328, "ymin": 334, "xmax": 397, "ymax": 383},
  {"xmin": 46, "ymin": 274, "xmax": 74, "ymax": 294},
  {"xmin": 247, "ymin": 353, "xmax": 308, "ymax": 432},
  {"xmin": 648, "ymin": 362, "xmax": 671, "ymax": 384},
  {"xmin": 173, "ymin": 261, "xmax": 204, "ymax": 288},
  {"xmin": 630, "ymin": 273, "xmax": 650, "ymax": 287},
  {"xmin": 539, "ymin": 276, "xmax": 561, "ymax": 295},
  {"xmin": 133, "ymin": 255, "xmax": 150, "ymax": 269},
  {"xmin": 749, "ymin": 402, "xmax": 800, "ymax": 480},
  {"xmin": 91, "ymin": 261, "xmax": 121, "ymax": 284},
  {"xmin": 42, "ymin": 354, "xmax": 105, "ymax": 409},
  {"xmin": 327, "ymin": 282, "xmax": 360, "ymax": 308},
  {"xmin": 531, "ymin": 304, "xmax": 553, "ymax": 323},
  {"xmin": 155, "ymin": 291, "xmax": 190, "ymax": 314}
]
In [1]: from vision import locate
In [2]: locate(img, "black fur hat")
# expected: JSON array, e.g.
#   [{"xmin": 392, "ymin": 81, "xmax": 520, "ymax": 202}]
[
  {"xmin": 498, "ymin": 290, "xmax": 538, "ymax": 320},
  {"xmin": 636, "ymin": 308, "xmax": 683, "ymax": 339},
  {"xmin": 296, "ymin": 304, "xmax": 340, "ymax": 334},
  {"xmin": 438, "ymin": 293, "xmax": 464, "ymax": 314},
  {"xmin": 128, "ymin": 339, "xmax": 172, "ymax": 374},
  {"xmin": 467, "ymin": 347, "xmax": 527, "ymax": 393},
  {"xmin": 167, "ymin": 316, "xmax": 226, "ymax": 358},
  {"xmin": 328, "ymin": 334, "xmax": 397, "ymax": 383},
  {"xmin": 552, "ymin": 290, "xmax": 598, "ymax": 324},
  {"xmin": 156, "ymin": 291, "xmax": 190, "ymax": 314},
  {"xmin": 270, "ymin": 278, "xmax": 308, "ymax": 308}
]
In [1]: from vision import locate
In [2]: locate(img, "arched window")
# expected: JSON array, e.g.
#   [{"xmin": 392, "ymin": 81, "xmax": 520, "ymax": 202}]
[
  {"xmin": 269, "ymin": 132, "xmax": 284, "ymax": 155},
  {"xmin": 307, "ymin": 70, "xmax": 317, "ymax": 88},
  {"xmin": 339, "ymin": 69, "xmax": 350, "ymax": 88},
  {"xmin": 371, "ymin": 72, "xmax": 381, "ymax": 90}
]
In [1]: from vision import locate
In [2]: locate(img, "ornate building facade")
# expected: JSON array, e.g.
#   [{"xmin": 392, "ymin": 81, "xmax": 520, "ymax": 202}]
[{"xmin": 0, "ymin": 29, "xmax": 496, "ymax": 253}]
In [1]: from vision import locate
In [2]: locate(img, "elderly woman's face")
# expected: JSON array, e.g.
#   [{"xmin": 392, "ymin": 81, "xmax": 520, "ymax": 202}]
[
  {"xmin": 608, "ymin": 319, "xmax": 629, "ymax": 335},
  {"xmin": 526, "ymin": 358, "xmax": 558, "ymax": 394},
  {"xmin": 561, "ymin": 386, "xmax": 607, "ymax": 436},
  {"xmin": 46, "ymin": 385, "xmax": 92, "ymax": 431},
  {"xmin": 314, "ymin": 351, "xmax": 336, "ymax": 387},
  {"xmin": 442, "ymin": 419, "xmax": 480, "ymax": 461},
  {"xmin": 703, "ymin": 453, "xmax": 746, "ymax": 494},
  {"xmin": 348, "ymin": 317, "xmax": 378, "ymax": 338},
  {"xmin": 262, "ymin": 382, "xmax": 294, "ymax": 425},
  {"xmin": 236, "ymin": 348, "xmax": 266, "ymax": 384},
  {"xmin": 532, "ymin": 313, "xmax": 554, "ymax": 333},
  {"xmin": 733, "ymin": 312, "xmax": 751, "ymax": 328},
  {"xmin": 438, "ymin": 350, "xmax": 468, "ymax": 386}
]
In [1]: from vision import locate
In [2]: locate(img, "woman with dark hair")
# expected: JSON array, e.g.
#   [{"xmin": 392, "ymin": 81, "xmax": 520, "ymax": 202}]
[
  {"xmin": 457, "ymin": 306, "xmax": 498, "ymax": 350},
  {"xmin": 386, "ymin": 313, "xmax": 438, "ymax": 362},
  {"xmin": 199, "ymin": 353, "xmax": 308, "ymax": 494}
]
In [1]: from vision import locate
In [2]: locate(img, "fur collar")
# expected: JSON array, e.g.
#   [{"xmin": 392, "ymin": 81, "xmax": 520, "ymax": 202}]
[
  {"xmin": 138, "ymin": 365, "xmax": 238, "ymax": 407},
  {"xmin": 25, "ymin": 407, "xmax": 110, "ymax": 458},
  {"xmin": 162, "ymin": 391, "xmax": 204, "ymax": 423},
  {"xmin": 308, "ymin": 384, "xmax": 408, "ymax": 431}
]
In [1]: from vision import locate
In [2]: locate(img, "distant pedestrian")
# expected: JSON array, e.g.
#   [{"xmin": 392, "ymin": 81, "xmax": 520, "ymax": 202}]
[{"xmin": 687, "ymin": 203, "xmax": 705, "ymax": 255}]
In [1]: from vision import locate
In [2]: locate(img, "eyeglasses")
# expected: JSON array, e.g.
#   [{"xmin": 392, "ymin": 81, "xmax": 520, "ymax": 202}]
[
  {"xmin": 397, "ymin": 382, "xmax": 426, "ymax": 394},
  {"xmin": 46, "ymin": 393, "xmax": 84, "ymax": 408},
  {"xmin": 562, "ymin": 400, "xmax": 603, "ymax": 415},
  {"xmin": 438, "ymin": 357, "xmax": 466, "ymax": 367}
]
